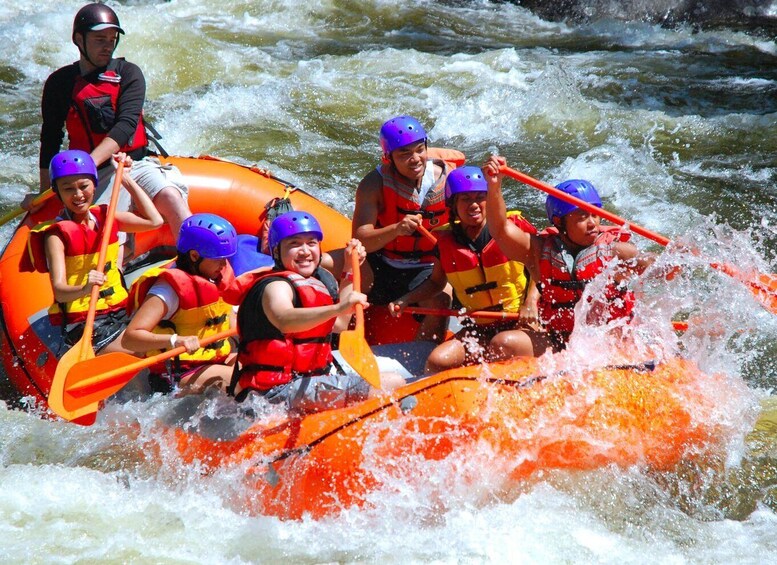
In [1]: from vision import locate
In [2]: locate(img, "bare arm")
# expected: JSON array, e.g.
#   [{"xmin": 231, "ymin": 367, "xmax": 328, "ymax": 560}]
[
  {"xmin": 121, "ymin": 295, "xmax": 174, "ymax": 353},
  {"xmin": 614, "ymin": 242, "xmax": 655, "ymax": 278},
  {"xmin": 112, "ymin": 154, "xmax": 164, "ymax": 232},
  {"xmin": 263, "ymin": 280, "xmax": 355, "ymax": 334},
  {"xmin": 484, "ymin": 155, "xmax": 535, "ymax": 265},
  {"xmin": 389, "ymin": 259, "xmax": 447, "ymax": 316},
  {"xmin": 352, "ymin": 170, "xmax": 422, "ymax": 252}
]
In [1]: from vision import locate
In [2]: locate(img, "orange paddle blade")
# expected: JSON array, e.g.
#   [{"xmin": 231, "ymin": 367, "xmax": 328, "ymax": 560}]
[
  {"xmin": 48, "ymin": 345, "xmax": 99, "ymax": 421},
  {"xmin": 338, "ymin": 321, "xmax": 381, "ymax": 388},
  {"xmin": 62, "ymin": 352, "xmax": 140, "ymax": 412},
  {"xmin": 338, "ymin": 251, "xmax": 381, "ymax": 389}
]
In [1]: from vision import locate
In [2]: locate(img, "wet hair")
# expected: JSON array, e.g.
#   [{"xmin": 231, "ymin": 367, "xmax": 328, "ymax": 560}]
[{"xmin": 176, "ymin": 250, "xmax": 200, "ymax": 275}]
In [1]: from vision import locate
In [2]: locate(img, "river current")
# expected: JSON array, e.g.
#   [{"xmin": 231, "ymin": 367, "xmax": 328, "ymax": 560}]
[{"xmin": 1, "ymin": 1, "xmax": 777, "ymax": 563}]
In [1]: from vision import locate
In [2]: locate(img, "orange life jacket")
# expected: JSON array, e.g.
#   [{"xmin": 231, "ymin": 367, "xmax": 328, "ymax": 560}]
[
  {"xmin": 538, "ymin": 226, "xmax": 635, "ymax": 335},
  {"xmin": 375, "ymin": 157, "xmax": 451, "ymax": 263},
  {"xmin": 234, "ymin": 269, "xmax": 338, "ymax": 391},
  {"xmin": 66, "ymin": 60, "xmax": 148, "ymax": 155}
]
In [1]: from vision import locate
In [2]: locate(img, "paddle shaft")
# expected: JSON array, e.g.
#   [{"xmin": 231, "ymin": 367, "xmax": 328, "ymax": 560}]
[
  {"xmin": 352, "ymin": 252, "xmax": 365, "ymax": 328},
  {"xmin": 78, "ymin": 162, "xmax": 125, "ymax": 359},
  {"xmin": 500, "ymin": 166, "xmax": 671, "ymax": 246},
  {"xmin": 500, "ymin": 165, "xmax": 777, "ymax": 310},
  {"xmin": 402, "ymin": 306, "xmax": 689, "ymax": 332},
  {"xmin": 416, "ymin": 223, "xmax": 437, "ymax": 245},
  {"xmin": 0, "ymin": 189, "xmax": 55, "ymax": 227},
  {"xmin": 67, "ymin": 328, "xmax": 238, "ymax": 397}
]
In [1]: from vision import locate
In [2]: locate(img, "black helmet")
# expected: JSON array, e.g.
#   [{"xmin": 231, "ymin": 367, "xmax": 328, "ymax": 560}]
[{"xmin": 72, "ymin": 3, "xmax": 125, "ymax": 41}]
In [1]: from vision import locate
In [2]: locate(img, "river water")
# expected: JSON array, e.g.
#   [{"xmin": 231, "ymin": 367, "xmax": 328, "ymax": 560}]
[{"xmin": 1, "ymin": 1, "xmax": 777, "ymax": 563}]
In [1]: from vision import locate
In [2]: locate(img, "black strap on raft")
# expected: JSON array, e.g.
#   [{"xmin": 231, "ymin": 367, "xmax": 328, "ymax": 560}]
[{"xmin": 144, "ymin": 120, "xmax": 169, "ymax": 158}]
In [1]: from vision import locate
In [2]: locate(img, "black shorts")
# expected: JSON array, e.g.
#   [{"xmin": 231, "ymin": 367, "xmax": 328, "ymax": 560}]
[
  {"xmin": 366, "ymin": 252, "xmax": 433, "ymax": 305},
  {"xmin": 62, "ymin": 308, "xmax": 129, "ymax": 354}
]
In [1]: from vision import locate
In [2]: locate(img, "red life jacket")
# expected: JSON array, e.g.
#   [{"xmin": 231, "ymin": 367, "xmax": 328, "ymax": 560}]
[
  {"xmin": 131, "ymin": 266, "xmax": 234, "ymax": 372},
  {"xmin": 375, "ymin": 159, "xmax": 450, "ymax": 263},
  {"xmin": 538, "ymin": 226, "xmax": 635, "ymax": 335},
  {"xmin": 235, "ymin": 269, "xmax": 338, "ymax": 391},
  {"xmin": 66, "ymin": 60, "xmax": 148, "ymax": 156}
]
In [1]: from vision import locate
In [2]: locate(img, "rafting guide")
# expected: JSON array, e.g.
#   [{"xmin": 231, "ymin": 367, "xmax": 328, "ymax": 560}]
[{"xmin": 24, "ymin": 3, "xmax": 191, "ymax": 245}]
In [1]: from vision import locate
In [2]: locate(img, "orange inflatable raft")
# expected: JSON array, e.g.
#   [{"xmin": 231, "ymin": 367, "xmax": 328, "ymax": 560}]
[
  {"xmin": 0, "ymin": 154, "xmax": 738, "ymax": 520},
  {"xmin": 172, "ymin": 355, "xmax": 730, "ymax": 520}
]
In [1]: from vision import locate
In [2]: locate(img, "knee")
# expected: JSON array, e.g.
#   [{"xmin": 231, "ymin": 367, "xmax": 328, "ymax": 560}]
[
  {"xmin": 489, "ymin": 331, "xmax": 533, "ymax": 360},
  {"xmin": 424, "ymin": 341, "xmax": 465, "ymax": 374}
]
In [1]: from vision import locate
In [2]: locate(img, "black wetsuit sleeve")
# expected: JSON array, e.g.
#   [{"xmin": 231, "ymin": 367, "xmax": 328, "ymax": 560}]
[
  {"xmin": 39, "ymin": 64, "xmax": 79, "ymax": 169},
  {"xmin": 109, "ymin": 60, "xmax": 146, "ymax": 148}
]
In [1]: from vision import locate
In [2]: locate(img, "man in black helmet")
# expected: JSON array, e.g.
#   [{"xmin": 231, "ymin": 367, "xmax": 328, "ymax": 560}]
[{"xmin": 24, "ymin": 2, "xmax": 191, "ymax": 244}]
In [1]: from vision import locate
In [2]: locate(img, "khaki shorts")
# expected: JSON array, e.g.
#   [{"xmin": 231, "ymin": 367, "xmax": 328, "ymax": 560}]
[{"xmin": 95, "ymin": 156, "xmax": 189, "ymax": 210}]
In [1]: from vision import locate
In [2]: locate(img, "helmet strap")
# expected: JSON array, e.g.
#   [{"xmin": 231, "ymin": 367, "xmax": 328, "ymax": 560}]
[{"xmin": 75, "ymin": 31, "xmax": 117, "ymax": 70}]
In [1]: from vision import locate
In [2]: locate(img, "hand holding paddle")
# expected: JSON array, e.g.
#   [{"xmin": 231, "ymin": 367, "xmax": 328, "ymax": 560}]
[
  {"xmin": 498, "ymin": 165, "xmax": 777, "ymax": 315},
  {"xmin": 47, "ymin": 161, "xmax": 125, "ymax": 422},
  {"xmin": 0, "ymin": 189, "xmax": 55, "ymax": 227},
  {"xmin": 61, "ymin": 328, "xmax": 238, "ymax": 415},
  {"xmin": 337, "ymin": 249, "xmax": 382, "ymax": 388}
]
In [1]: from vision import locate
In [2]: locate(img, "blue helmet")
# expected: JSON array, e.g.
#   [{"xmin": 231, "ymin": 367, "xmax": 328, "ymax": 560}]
[
  {"xmin": 49, "ymin": 150, "xmax": 98, "ymax": 191},
  {"xmin": 545, "ymin": 179, "xmax": 602, "ymax": 224},
  {"xmin": 268, "ymin": 211, "xmax": 323, "ymax": 254},
  {"xmin": 445, "ymin": 166, "xmax": 487, "ymax": 206},
  {"xmin": 379, "ymin": 116, "xmax": 427, "ymax": 154},
  {"xmin": 177, "ymin": 213, "xmax": 237, "ymax": 259}
]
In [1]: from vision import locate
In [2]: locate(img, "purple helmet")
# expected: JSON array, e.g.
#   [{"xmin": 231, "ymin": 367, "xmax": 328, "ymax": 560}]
[
  {"xmin": 545, "ymin": 179, "xmax": 602, "ymax": 224},
  {"xmin": 268, "ymin": 211, "xmax": 323, "ymax": 253},
  {"xmin": 445, "ymin": 166, "xmax": 487, "ymax": 205},
  {"xmin": 177, "ymin": 213, "xmax": 237, "ymax": 259},
  {"xmin": 49, "ymin": 150, "xmax": 98, "ymax": 190},
  {"xmin": 379, "ymin": 116, "xmax": 427, "ymax": 154}
]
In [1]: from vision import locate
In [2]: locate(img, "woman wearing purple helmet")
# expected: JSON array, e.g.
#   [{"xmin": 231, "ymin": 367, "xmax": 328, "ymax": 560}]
[
  {"xmin": 22, "ymin": 150, "xmax": 162, "ymax": 355},
  {"xmin": 122, "ymin": 213, "xmax": 239, "ymax": 394},
  {"xmin": 228, "ymin": 211, "xmax": 403, "ymax": 413},
  {"xmin": 484, "ymin": 156, "xmax": 653, "ymax": 353},
  {"xmin": 352, "ymin": 115, "xmax": 457, "ymax": 343},
  {"xmin": 389, "ymin": 166, "xmax": 542, "ymax": 373}
]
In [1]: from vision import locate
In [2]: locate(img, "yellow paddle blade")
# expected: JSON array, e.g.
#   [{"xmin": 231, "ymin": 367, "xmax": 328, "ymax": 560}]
[
  {"xmin": 47, "ymin": 341, "xmax": 99, "ymax": 422},
  {"xmin": 62, "ymin": 352, "xmax": 141, "ymax": 413},
  {"xmin": 338, "ymin": 326, "xmax": 381, "ymax": 389}
]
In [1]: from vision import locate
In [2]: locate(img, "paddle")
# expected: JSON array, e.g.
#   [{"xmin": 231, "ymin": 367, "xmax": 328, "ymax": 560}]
[
  {"xmin": 401, "ymin": 306, "xmax": 689, "ymax": 332},
  {"xmin": 0, "ymin": 189, "xmax": 55, "ymax": 227},
  {"xmin": 337, "ymin": 252, "xmax": 382, "ymax": 388},
  {"xmin": 499, "ymin": 165, "xmax": 777, "ymax": 315},
  {"xmin": 61, "ymin": 328, "xmax": 238, "ymax": 413},
  {"xmin": 417, "ymin": 223, "xmax": 437, "ymax": 245},
  {"xmin": 47, "ymin": 162, "xmax": 125, "ymax": 421}
]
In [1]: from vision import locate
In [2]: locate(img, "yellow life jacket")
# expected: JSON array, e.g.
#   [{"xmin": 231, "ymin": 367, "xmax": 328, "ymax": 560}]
[{"xmin": 131, "ymin": 265, "xmax": 233, "ymax": 369}]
